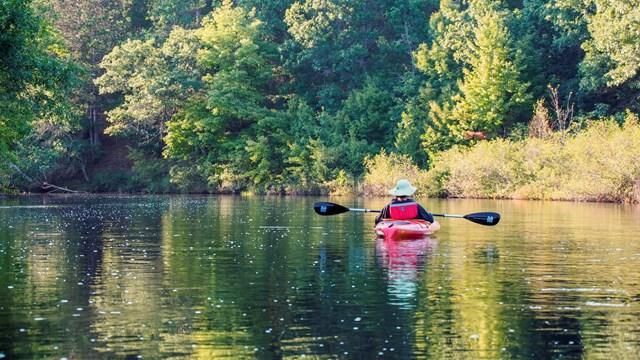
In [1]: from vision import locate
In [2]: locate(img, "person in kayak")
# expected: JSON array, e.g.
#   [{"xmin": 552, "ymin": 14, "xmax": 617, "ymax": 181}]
[{"xmin": 375, "ymin": 179, "xmax": 441, "ymax": 231}]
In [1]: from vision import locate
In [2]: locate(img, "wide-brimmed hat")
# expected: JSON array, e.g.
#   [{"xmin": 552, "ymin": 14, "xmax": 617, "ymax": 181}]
[{"xmin": 388, "ymin": 179, "xmax": 416, "ymax": 196}]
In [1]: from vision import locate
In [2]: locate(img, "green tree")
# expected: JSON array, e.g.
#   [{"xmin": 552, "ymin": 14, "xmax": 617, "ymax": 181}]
[
  {"xmin": 499, "ymin": 0, "xmax": 594, "ymax": 123},
  {"xmin": 48, "ymin": 0, "xmax": 131, "ymax": 147},
  {"xmin": 402, "ymin": 0, "xmax": 472, "ymax": 161},
  {"xmin": 163, "ymin": 1, "xmax": 283, "ymax": 191},
  {"xmin": 284, "ymin": 0, "xmax": 436, "ymax": 178},
  {"xmin": 406, "ymin": 1, "xmax": 533, "ymax": 162},
  {"xmin": 238, "ymin": 0, "xmax": 293, "ymax": 40},
  {"xmin": 147, "ymin": 0, "xmax": 214, "ymax": 35},
  {"xmin": 1, "ymin": 0, "xmax": 80, "ymax": 188},
  {"xmin": 580, "ymin": 0, "xmax": 640, "ymax": 112},
  {"xmin": 324, "ymin": 80, "xmax": 398, "ymax": 177},
  {"xmin": 452, "ymin": 3, "xmax": 530, "ymax": 137},
  {"xmin": 96, "ymin": 27, "xmax": 202, "ymax": 143},
  {"xmin": 284, "ymin": 0, "xmax": 434, "ymax": 111},
  {"xmin": 94, "ymin": 27, "xmax": 203, "ymax": 192},
  {"xmin": 267, "ymin": 96, "xmax": 329, "ymax": 193},
  {"xmin": 530, "ymin": 0, "xmax": 591, "ymax": 107},
  {"xmin": 1, "ymin": 0, "xmax": 42, "ymax": 158},
  {"xmin": 283, "ymin": 0, "xmax": 355, "ymax": 110}
]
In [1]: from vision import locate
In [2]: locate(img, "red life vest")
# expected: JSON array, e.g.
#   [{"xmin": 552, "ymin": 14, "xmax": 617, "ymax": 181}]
[{"xmin": 389, "ymin": 201, "xmax": 418, "ymax": 220}]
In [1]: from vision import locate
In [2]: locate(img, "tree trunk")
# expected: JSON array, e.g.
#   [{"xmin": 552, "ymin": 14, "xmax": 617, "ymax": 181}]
[
  {"xmin": 80, "ymin": 161, "xmax": 90, "ymax": 182},
  {"xmin": 89, "ymin": 105, "xmax": 101, "ymax": 146}
]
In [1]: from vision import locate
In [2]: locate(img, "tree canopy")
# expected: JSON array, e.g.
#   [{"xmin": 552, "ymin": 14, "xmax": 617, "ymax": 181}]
[{"xmin": 2, "ymin": 0, "xmax": 640, "ymax": 194}]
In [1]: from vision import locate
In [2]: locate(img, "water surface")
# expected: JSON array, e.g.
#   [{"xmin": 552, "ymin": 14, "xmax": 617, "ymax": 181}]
[{"xmin": 0, "ymin": 195, "xmax": 639, "ymax": 358}]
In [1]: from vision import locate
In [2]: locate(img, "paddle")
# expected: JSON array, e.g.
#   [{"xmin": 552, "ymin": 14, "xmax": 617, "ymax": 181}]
[
  {"xmin": 431, "ymin": 211, "xmax": 501, "ymax": 226},
  {"xmin": 313, "ymin": 201, "xmax": 500, "ymax": 226},
  {"xmin": 314, "ymin": 202, "xmax": 379, "ymax": 215}
]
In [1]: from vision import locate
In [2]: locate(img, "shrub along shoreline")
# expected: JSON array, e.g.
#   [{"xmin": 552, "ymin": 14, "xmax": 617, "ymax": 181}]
[
  {"xmin": 363, "ymin": 114, "xmax": 640, "ymax": 203},
  {"xmin": 3, "ymin": 115, "xmax": 639, "ymax": 204}
]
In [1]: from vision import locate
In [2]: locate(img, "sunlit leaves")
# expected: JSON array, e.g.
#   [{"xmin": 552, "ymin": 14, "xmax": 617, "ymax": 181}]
[
  {"xmin": 406, "ymin": 1, "xmax": 471, "ymax": 160},
  {"xmin": 1, "ymin": 0, "xmax": 80, "ymax": 184},
  {"xmin": 285, "ymin": 0, "xmax": 352, "ymax": 48},
  {"xmin": 581, "ymin": 0, "xmax": 640, "ymax": 89},
  {"xmin": 146, "ymin": 0, "xmax": 208, "ymax": 33},
  {"xmin": 96, "ymin": 27, "xmax": 201, "ymax": 142},
  {"xmin": 163, "ymin": 1, "xmax": 282, "ymax": 190},
  {"xmin": 452, "ymin": 4, "xmax": 530, "ymax": 136},
  {"xmin": 410, "ymin": 0, "xmax": 530, "ymax": 159}
]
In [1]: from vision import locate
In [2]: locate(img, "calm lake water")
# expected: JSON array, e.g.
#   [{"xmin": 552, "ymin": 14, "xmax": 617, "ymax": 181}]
[{"xmin": 0, "ymin": 195, "xmax": 639, "ymax": 359}]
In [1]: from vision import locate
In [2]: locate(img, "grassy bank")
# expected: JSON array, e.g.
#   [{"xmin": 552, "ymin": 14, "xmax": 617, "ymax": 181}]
[{"xmin": 363, "ymin": 114, "xmax": 640, "ymax": 203}]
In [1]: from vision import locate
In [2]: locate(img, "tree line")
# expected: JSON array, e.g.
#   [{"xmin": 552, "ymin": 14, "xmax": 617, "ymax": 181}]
[{"xmin": 1, "ymin": 0, "xmax": 639, "ymax": 195}]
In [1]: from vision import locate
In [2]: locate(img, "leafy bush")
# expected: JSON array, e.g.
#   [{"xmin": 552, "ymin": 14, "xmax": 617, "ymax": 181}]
[
  {"xmin": 427, "ymin": 139, "xmax": 527, "ymax": 199},
  {"xmin": 425, "ymin": 113, "xmax": 640, "ymax": 202},
  {"xmin": 561, "ymin": 114, "xmax": 640, "ymax": 202},
  {"xmin": 362, "ymin": 150, "xmax": 431, "ymax": 197},
  {"xmin": 325, "ymin": 170, "xmax": 353, "ymax": 196},
  {"xmin": 512, "ymin": 137, "xmax": 569, "ymax": 200},
  {"xmin": 87, "ymin": 170, "xmax": 134, "ymax": 193},
  {"xmin": 128, "ymin": 148, "xmax": 175, "ymax": 193}
]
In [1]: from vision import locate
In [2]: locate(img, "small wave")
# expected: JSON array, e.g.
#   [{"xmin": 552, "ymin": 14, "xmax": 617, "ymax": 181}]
[
  {"xmin": 585, "ymin": 301, "xmax": 627, "ymax": 307},
  {"xmin": 541, "ymin": 288, "xmax": 626, "ymax": 294}
]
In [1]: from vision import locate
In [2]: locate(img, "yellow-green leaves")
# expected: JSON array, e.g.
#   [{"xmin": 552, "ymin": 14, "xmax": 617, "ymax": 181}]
[
  {"xmin": 581, "ymin": 0, "xmax": 640, "ymax": 88},
  {"xmin": 285, "ymin": 0, "xmax": 352, "ymax": 48},
  {"xmin": 452, "ymin": 4, "xmax": 530, "ymax": 137},
  {"xmin": 96, "ymin": 28, "xmax": 201, "ymax": 141},
  {"xmin": 164, "ymin": 1, "xmax": 281, "ymax": 190}
]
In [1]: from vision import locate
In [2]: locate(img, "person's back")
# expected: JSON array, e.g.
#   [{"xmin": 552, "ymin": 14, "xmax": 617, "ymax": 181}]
[
  {"xmin": 375, "ymin": 179, "xmax": 439, "ymax": 233},
  {"xmin": 388, "ymin": 197, "xmax": 419, "ymax": 219}
]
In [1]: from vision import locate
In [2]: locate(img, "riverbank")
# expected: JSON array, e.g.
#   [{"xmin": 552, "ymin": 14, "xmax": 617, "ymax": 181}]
[
  {"xmin": 4, "ymin": 116, "xmax": 640, "ymax": 204},
  {"xmin": 363, "ymin": 116, "xmax": 640, "ymax": 204}
]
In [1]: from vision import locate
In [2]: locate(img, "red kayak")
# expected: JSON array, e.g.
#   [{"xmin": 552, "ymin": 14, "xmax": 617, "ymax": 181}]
[{"xmin": 375, "ymin": 219, "xmax": 436, "ymax": 240}]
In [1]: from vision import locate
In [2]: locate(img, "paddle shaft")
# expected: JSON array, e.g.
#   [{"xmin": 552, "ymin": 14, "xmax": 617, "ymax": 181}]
[
  {"xmin": 348, "ymin": 208, "xmax": 380, "ymax": 213},
  {"xmin": 432, "ymin": 213, "xmax": 463, "ymax": 218},
  {"xmin": 353, "ymin": 209, "xmax": 499, "ymax": 226},
  {"xmin": 353, "ymin": 209, "xmax": 462, "ymax": 218}
]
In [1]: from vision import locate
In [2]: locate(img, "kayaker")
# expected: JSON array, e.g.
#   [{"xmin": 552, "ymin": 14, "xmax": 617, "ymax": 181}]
[{"xmin": 375, "ymin": 179, "xmax": 441, "ymax": 231}]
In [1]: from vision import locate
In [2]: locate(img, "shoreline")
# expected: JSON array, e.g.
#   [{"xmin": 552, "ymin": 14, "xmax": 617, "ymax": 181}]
[{"xmin": 1, "ymin": 192, "xmax": 637, "ymax": 205}]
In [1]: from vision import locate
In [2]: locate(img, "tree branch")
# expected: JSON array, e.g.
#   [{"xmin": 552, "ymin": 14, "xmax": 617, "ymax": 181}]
[{"xmin": 6, "ymin": 161, "xmax": 83, "ymax": 193}]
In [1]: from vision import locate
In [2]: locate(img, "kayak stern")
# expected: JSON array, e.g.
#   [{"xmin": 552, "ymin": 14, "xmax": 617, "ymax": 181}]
[{"xmin": 375, "ymin": 219, "xmax": 435, "ymax": 240}]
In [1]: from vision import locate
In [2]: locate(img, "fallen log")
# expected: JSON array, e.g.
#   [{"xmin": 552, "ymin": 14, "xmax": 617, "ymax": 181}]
[
  {"xmin": 7, "ymin": 161, "xmax": 83, "ymax": 193},
  {"xmin": 41, "ymin": 182, "xmax": 82, "ymax": 193}
]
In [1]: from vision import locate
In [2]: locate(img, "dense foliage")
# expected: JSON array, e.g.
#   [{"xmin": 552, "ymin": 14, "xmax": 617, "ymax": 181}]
[
  {"xmin": 421, "ymin": 113, "xmax": 640, "ymax": 202},
  {"xmin": 1, "ymin": 0, "xmax": 80, "ymax": 190},
  {"xmin": 1, "ymin": 0, "xmax": 640, "ymax": 201}
]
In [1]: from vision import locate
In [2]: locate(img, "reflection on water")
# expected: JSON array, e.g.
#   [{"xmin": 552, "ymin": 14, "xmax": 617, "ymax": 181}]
[
  {"xmin": 376, "ymin": 237, "xmax": 436, "ymax": 309},
  {"xmin": 0, "ymin": 195, "xmax": 639, "ymax": 358}
]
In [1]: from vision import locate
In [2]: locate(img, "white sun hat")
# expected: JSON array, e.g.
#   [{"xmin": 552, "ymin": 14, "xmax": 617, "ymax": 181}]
[{"xmin": 388, "ymin": 179, "xmax": 416, "ymax": 196}]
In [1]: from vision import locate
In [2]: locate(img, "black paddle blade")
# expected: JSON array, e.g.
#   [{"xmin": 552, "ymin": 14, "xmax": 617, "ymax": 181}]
[
  {"xmin": 314, "ymin": 202, "xmax": 350, "ymax": 216},
  {"xmin": 464, "ymin": 212, "xmax": 501, "ymax": 226}
]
